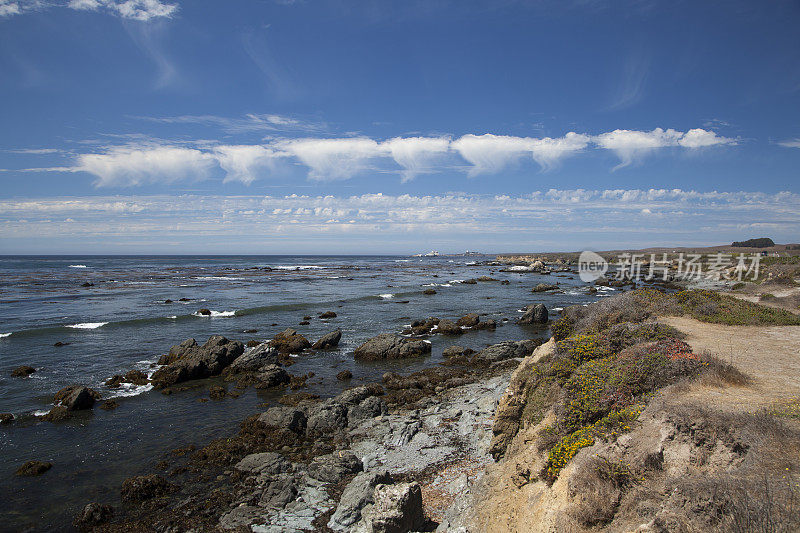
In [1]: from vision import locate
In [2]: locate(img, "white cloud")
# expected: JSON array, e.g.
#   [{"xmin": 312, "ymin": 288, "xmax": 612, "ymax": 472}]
[
  {"xmin": 212, "ymin": 145, "xmax": 282, "ymax": 185},
  {"xmin": 381, "ymin": 136, "xmax": 451, "ymax": 182},
  {"xmin": 593, "ymin": 128, "xmax": 683, "ymax": 170},
  {"xmin": 451, "ymin": 133, "xmax": 589, "ymax": 176},
  {"xmin": 778, "ymin": 138, "xmax": 800, "ymax": 149},
  {"xmin": 76, "ymin": 146, "xmax": 216, "ymax": 187},
  {"xmin": 678, "ymin": 128, "xmax": 737, "ymax": 148},
  {"xmin": 277, "ymin": 137, "xmax": 383, "ymax": 181},
  {"xmin": 2, "ymin": 0, "xmax": 177, "ymax": 19}
]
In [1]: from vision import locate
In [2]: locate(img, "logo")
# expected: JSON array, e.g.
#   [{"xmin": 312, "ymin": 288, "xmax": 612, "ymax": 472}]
[{"xmin": 578, "ymin": 250, "xmax": 608, "ymax": 282}]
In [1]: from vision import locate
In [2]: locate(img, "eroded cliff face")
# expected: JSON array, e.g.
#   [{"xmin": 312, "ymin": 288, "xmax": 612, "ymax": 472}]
[{"xmin": 462, "ymin": 326, "xmax": 800, "ymax": 533}]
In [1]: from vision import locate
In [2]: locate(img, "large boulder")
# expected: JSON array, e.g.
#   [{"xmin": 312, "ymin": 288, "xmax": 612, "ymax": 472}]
[
  {"xmin": 53, "ymin": 386, "xmax": 100, "ymax": 410},
  {"xmin": 151, "ymin": 336, "xmax": 244, "ymax": 388},
  {"xmin": 258, "ymin": 406, "xmax": 307, "ymax": 434},
  {"xmin": 11, "ymin": 365, "xmax": 36, "ymax": 377},
  {"xmin": 270, "ymin": 328, "xmax": 311, "ymax": 354},
  {"xmin": 234, "ymin": 452, "xmax": 291, "ymax": 476},
  {"xmin": 531, "ymin": 283, "xmax": 558, "ymax": 293},
  {"xmin": 436, "ymin": 319, "xmax": 464, "ymax": 336},
  {"xmin": 518, "ymin": 303, "xmax": 548, "ymax": 324},
  {"xmin": 227, "ymin": 343, "xmax": 279, "ymax": 373},
  {"xmin": 359, "ymin": 482, "xmax": 425, "ymax": 533},
  {"xmin": 307, "ymin": 451, "xmax": 363, "ymax": 484},
  {"xmin": 15, "ymin": 460, "xmax": 52, "ymax": 477},
  {"xmin": 442, "ymin": 346, "xmax": 474, "ymax": 358},
  {"xmin": 254, "ymin": 365, "xmax": 290, "ymax": 388},
  {"xmin": 353, "ymin": 334, "xmax": 431, "ymax": 361},
  {"xmin": 306, "ymin": 400, "xmax": 348, "ymax": 434},
  {"xmin": 329, "ymin": 470, "xmax": 393, "ymax": 530},
  {"xmin": 312, "ymin": 329, "xmax": 342, "ymax": 350},
  {"xmin": 472, "ymin": 339, "xmax": 543, "ymax": 364},
  {"xmin": 456, "ymin": 313, "xmax": 480, "ymax": 327}
]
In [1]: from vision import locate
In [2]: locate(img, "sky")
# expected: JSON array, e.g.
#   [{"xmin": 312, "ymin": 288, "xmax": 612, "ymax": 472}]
[{"xmin": 0, "ymin": 0, "xmax": 799, "ymax": 254}]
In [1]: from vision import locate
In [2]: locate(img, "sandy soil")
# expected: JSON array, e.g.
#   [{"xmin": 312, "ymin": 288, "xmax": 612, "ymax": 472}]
[{"xmin": 661, "ymin": 316, "xmax": 800, "ymax": 408}]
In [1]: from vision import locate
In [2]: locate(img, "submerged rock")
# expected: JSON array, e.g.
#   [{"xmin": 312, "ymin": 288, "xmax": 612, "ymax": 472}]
[
  {"xmin": 319, "ymin": 311, "xmax": 337, "ymax": 319},
  {"xmin": 0, "ymin": 413, "xmax": 13, "ymax": 424},
  {"xmin": 11, "ymin": 365, "xmax": 35, "ymax": 377},
  {"xmin": 120, "ymin": 474, "xmax": 175, "ymax": 502},
  {"xmin": 437, "ymin": 319, "xmax": 464, "ymax": 336},
  {"xmin": 354, "ymin": 334, "xmax": 431, "ymax": 361},
  {"xmin": 337, "ymin": 370, "xmax": 353, "ymax": 381},
  {"xmin": 531, "ymin": 283, "xmax": 558, "ymax": 293},
  {"xmin": 456, "ymin": 313, "xmax": 480, "ymax": 327},
  {"xmin": 15, "ymin": 460, "xmax": 52, "ymax": 477},
  {"xmin": 442, "ymin": 346, "xmax": 474, "ymax": 358}
]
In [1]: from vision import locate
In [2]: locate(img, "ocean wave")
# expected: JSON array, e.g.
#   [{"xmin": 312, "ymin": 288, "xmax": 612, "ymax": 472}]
[
  {"xmin": 193, "ymin": 310, "xmax": 237, "ymax": 318},
  {"xmin": 553, "ymin": 307, "xmax": 564, "ymax": 312},
  {"xmin": 465, "ymin": 261, "xmax": 477, "ymax": 265},
  {"xmin": 194, "ymin": 276, "xmax": 246, "ymax": 281},
  {"xmin": 449, "ymin": 279, "xmax": 466, "ymax": 284},
  {"xmin": 378, "ymin": 294, "xmax": 394, "ymax": 299},
  {"xmin": 68, "ymin": 264, "xmax": 88, "ymax": 268},
  {"xmin": 424, "ymin": 283, "xmax": 452, "ymax": 288},
  {"xmin": 0, "ymin": 332, "xmax": 10, "ymax": 338},
  {"xmin": 66, "ymin": 322, "xmax": 108, "ymax": 329},
  {"xmin": 34, "ymin": 409, "xmax": 51, "ymax": 416},
  {"xmin": 506, "ymin": 265, "xmax": 535, "ymax": 271}
]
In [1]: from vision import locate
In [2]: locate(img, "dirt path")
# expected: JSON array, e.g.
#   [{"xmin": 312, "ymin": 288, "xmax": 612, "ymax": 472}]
[{"xmin": 661, "ymin": 315, "xmax": 800, "ymax": 408}]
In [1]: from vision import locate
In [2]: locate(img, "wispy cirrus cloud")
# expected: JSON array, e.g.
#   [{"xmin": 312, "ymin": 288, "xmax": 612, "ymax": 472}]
[
  {"xmin": 6, "ymin": 127, "xmax": 737, "ymax": 186},
  {"xmin": 135, "ymin": 113, "xmax": 326, "ymax": 134},
  {"xmin": 777, "ymin": 138, "xmax": 800, "ymax": 149},
  {"xmin": 1, "ymin": 0, "xmax": 178, "ymax": 20},
  {"xmin": 1, "ymin": 189, "xmax": 797, "ymax": 253}
]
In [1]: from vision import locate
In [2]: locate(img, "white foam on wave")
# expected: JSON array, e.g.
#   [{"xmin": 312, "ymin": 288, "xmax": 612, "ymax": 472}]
[
  {"xmin": 168, "ymin": 315, "xmax": 177, "ymax": 319},
  {"xmin": 465, "ymin": 261, "xmax": 477, "ymax": 265},
  {"xmin": 194, "ymin": 276, "xmax": 246, "ymax": 281},
  {"xmin": 271, "ymin": 265, "xmax": 324, "ymax": 270},
  {"xmin": 0, "ymin": 332, "xmax": 11, "ymax": 338},
  {"xmin": 69, "ymin": 264, "xmax": 88, "ymax": 268},
  {"xmin": 379, "ymin": 293, "xmax": 394, "ymax": 299},
  {"xmin": 395, "ymin": 259, "xmax": 411, "ymax": 262},
  {"xmin": 34, "ymin": 409, "xmax": 51, "ymax": 416},
  {"xmin": 424, "ymin": 282, "xmax": 452, "ymax": 288},
  {"xmin": 449, "ymin": 279, "xmax": 466, "ymax": 284},
  {"xmin": 506, "ymin": 265, "xmax": 534, "ymax": 271},
  {"xmin": 108, "ymin": 382, "xmax": 154, "ymax": 399},
  {"xmin": 66, "ymin": 322, "xmax": 108, "ymax": 329},
  {"xmin": 193, "ymin": 310, "xmax": 237, "ymax": 318},
  {"xmin": 553, "ymin": 307, "xmax": 564, "ymax": 312}
]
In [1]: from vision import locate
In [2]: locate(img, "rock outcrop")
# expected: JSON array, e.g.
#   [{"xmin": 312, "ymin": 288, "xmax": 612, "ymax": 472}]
[
  {"xmin": 53, "ymin": 386, "xmax": 100, "ymax": 410},
  {"xmin": 150, "ymin": 336, "xmax": 244, "ymax": 389},
  {"xmin": 270, "ymin": 329, "xmax": 311, "ymax": 354},
  {"xmin": 354, "ymin": 334, "xmax": 431, "ymax": 361},
  {"xmin": 312, "ymin": 329, "xmax": 342, "ymax": 350},
  {"xmin": 518, "ymin": 303, "xmax": 548, "ymax": 324}
]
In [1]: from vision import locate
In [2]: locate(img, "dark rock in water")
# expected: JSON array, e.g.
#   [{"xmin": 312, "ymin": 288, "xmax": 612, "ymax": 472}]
[
  {"xmin": 120, "ymin": 474, "xmax": 175, "ymax": 502},
  {"xmin": 501, "ymin": 279, "xmax": 510, "ymax": 285},
  {"xmin": 353, "ymin": 334, "xmax": 431, "ymax": 361},
  {"xmin": 258, "ymin": 406, "xmax": 307, "ymax": 433},
  {"xmin": 105, "ymin": 375, "xmax": 124, "ymax": 388},
  {"xmin": 531, "ymin": 283, "xmax": 558, "ymax": 293},
  {"xmin": 462, "ymin": 278, "xmax": 478, "ymax": 284},
  {"xmin": 270, "ymin": 328, "xmax": 311, "ymax": 354},
  {"xmin": 54, "ymin": 386, "xmax": 100, "ymax": 410},
  {"xmin": 228, "ymin": 343, "xmax": 279, "ymax": 373},
  {"xmin": 312, "ymin": 329, "xmax": 342, "ymax": 350},
  {"xmin": 442, "ymin": 345, "xmax": 474, "ymax": 358},
  {"xmin": 337, "ymin": 370, "xmax": 353, "ymax": 381},
  {"xmin": 178, "ymin": 297, "xmax": 192, "ymax": 302},
  {"xmin": 254, "ymin": 365, "xmax": 290, "ymax": 388},
  {"xmin": 307, "ymin": 451, "xmax": 363, "ymax": 484},
  {"xmin": 81, "ymin": 282, "xmax": 93, "ymax": 288},
  {"xmin": 164, "ymin": 299, "xmax": 173, "ymax": 304},
  {"xmin": 319, "ymin": 311, "xmax": 337, "ymax": 319},
  {"xmin": 11, "ymin": 365, "xmax": 36, "ymax": 377},
  {"xmin": 41, "ymin": 406, "xmax": 71, "ymax": 422},
  {"xmin": 124, "ymin": 369, "xmax": 148, "ymax": 385},
  {"xmin": 456, "ymin": 313, "xmax": 480, "ymax": 327},
  {"xmin": 329, "ymin": 470, "xmax": 393, "ymax": 530},
  {"xmin": 73, "ymin": 502, "xmax": 114, "ymax": 531},
  {"xmin": 588, "ymin": 286, "xmax": 598, "ymax": 294},
  {"xmin": 197, "ymin": 308, "xmax": 211, "ymax": 316},
  {"xmin": 423, "ymin": 288, "xmax": 436, "ymax": 295},
  {"xmin": 209, "ymin": 386, "xmax": 227, "ymax": 400},
  {"xmin": 299, "ymin": 321, "xmax": 310, "ymax": 325},
  {"xmin": 518, "ymin": 303, "xmax": 548, "ymax": 324},
  {"xmin": 243, "ymin": 329, "xmax": 258, "ymax": 333},
  {"xmin": 99, "ymin": 400, "xmax": 118, "ymax": 410},
  {"xmin": 477, "ymin": 276, "xmax": 497, "ymax": 282},
  {"xmin": 436, "ymin": 319, "xmax": 464, "ymax": 336},
  {"xmin": 150, "ymin": 336, "xmax": 244, "ymax": 389},
  {"xmin": 303, "ymin": 315, "xmax": 313, "ymax": 320},
  {"xmin": 246, "ymin": 339, "xmax": 260, "ymax": 348},
  {"xmin": 360, "ymin": 482, "xmax": 425, "ymax": 533},
  {"xmin": 15, "ymin": 460, "xmax": 52, "ymax": 477},
  {"xmin": 0, "ymin": 413, "xmax": 13, "ymax": 424},
  {"xmin": 53, "ymin": 341, "xmax": 70, "ymax": 347},
  {"xmin": 474, "ymin": 319, "xmax": 497, "ymax": 330}
]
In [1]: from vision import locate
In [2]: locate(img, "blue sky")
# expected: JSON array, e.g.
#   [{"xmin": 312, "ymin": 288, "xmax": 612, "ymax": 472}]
[{"xmin": 0, "ymin": 0, "xmax": 799, "ymax": 254}]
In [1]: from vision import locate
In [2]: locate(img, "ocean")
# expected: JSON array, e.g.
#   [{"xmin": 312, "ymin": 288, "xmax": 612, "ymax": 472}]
[{"xmin": 0, "ymin": 255, "xmax": 605, "ymax": 530}]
